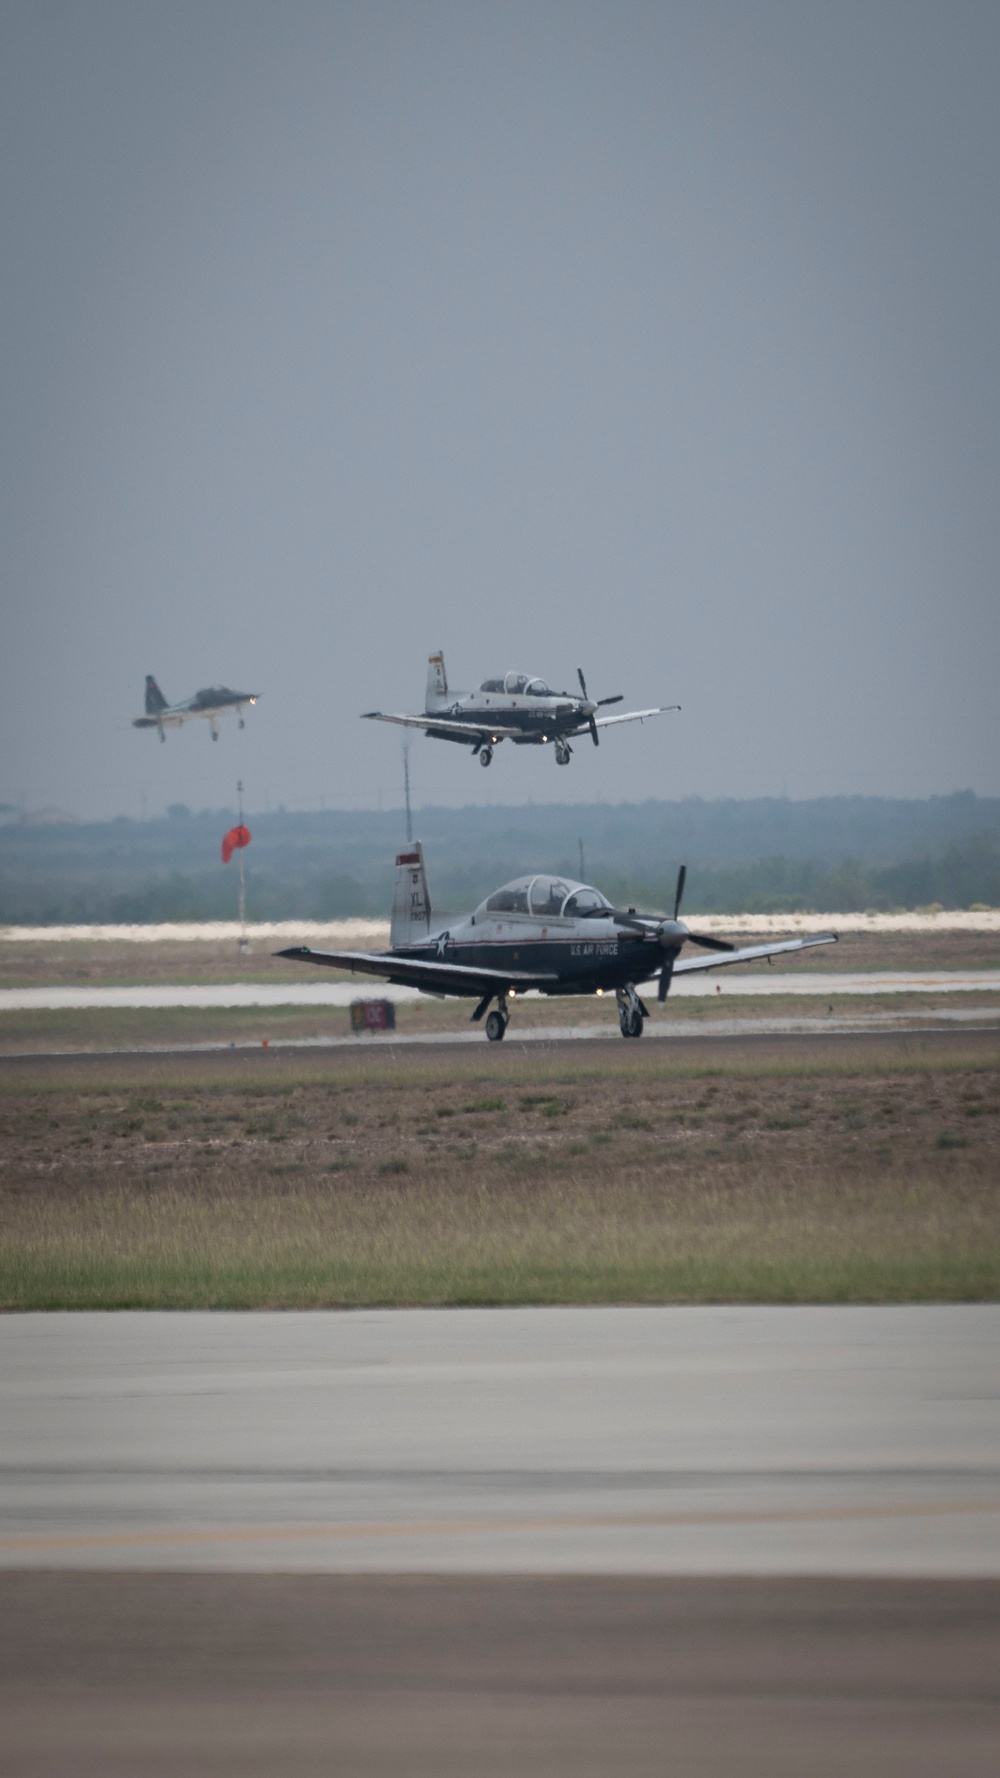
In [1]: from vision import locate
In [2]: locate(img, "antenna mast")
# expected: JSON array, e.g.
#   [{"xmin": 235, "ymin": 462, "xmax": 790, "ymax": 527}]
[{"xmin": 402, "ymin": 740, "xmax": 412, "ymax": 843}]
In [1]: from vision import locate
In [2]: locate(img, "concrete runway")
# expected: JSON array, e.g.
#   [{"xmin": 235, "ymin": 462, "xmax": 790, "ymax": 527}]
[
  {"xmin": 3, "ymin": 1307, "xmax": 998, "ymax": 1575},
  {"xmin": 4, "ymin": 1309, "xmax": 999, "ymax": 1775},
  {"xmin": 3, "ymin": 968, "xmax": 999, "ymax": 1008}
]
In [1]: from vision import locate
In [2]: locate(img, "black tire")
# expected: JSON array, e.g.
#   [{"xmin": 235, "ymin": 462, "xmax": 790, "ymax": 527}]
[
  {"xmin": 479, "ymin": 748, "xmax": 492, "ymax": 767},
  {"xmin": 620, "ymin": 1008, "xmax": 643, "ymax": 1038},
  {"xmin": 485, "ymin": 1010, "xmax": 506, "ymax": 1041}
]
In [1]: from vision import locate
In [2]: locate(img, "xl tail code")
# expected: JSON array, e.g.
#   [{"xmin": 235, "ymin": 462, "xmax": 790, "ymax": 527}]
[{"xmin": 391, "ymin": 841, "xmax": 431, "ymax": 946}]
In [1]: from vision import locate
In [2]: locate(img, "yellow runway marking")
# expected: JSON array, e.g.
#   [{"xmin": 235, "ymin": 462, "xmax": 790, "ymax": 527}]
[{"xmin": 3, "ymin": 1499, "xmax": 998, "ymax": 1555}]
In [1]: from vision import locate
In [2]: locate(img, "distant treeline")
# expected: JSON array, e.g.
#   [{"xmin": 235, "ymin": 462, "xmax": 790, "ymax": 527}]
[{"xmin": 1, "ymin": 793, "xmax": 998, "ymax": 922}]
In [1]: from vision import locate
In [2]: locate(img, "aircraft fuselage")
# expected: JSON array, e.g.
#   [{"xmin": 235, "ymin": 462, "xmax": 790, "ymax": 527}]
[{"xmin": 394, "ymin": 913, "xmax": 666, "ymax": 997}]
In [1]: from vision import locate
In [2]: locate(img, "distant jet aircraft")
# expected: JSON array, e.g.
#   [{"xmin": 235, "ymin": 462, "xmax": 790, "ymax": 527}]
[
  {"xmin": 132, "ymin": 676, "xmax": 260, "ymax": 743},
  {"xmin": 362, "ymin": 652, "xmax": 679, "ymax": 767}
]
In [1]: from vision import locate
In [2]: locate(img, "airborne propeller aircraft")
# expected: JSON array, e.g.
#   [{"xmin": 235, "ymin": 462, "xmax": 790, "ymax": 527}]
[
  {"xmin": 362, "ymin": 652, "xmax": 679, "ymax": 766},
  {"xmin": 278, "ymin": 843, "xmax": 837, "ymax": 1041},
  {"xmin": 132, "ymin": 676, "xmax": 260, "ymax": 742}
]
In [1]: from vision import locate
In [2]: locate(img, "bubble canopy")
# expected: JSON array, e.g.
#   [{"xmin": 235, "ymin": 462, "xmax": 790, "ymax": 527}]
[{"xmin": 478, "ymin": 877, "xmax": 611, "ymax": 918}]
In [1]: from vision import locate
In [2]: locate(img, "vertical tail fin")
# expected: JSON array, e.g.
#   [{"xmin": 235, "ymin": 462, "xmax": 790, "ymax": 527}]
[
  {"xmin": 425, "ymin": 651, "xmax": 448, "ymax": 709},
  {"xmin": 391, "ymin": 840, "xmax": 432, "ymax": 947},
  {"xmin": 145, "ymin": 675, "xmax": 168, "ymax": 715}
]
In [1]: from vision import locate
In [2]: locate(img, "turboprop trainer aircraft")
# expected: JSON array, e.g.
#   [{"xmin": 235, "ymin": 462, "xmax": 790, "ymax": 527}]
[
  {"xmin": 278, "ymin": 843, "xmax": 837, "ymax": 1041},
  {"xmin": 362, "ymin": 652, "xmax": 679, "ymax": 766},
  {"xmin": 132, "ymin": 676, "xmax": 260, "ymax": 742}
]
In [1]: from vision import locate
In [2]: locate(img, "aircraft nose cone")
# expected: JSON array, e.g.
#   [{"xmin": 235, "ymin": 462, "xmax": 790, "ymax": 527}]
[{"xmin": 656, "ymin": 919, "xmax": 687, "ymax": 946}]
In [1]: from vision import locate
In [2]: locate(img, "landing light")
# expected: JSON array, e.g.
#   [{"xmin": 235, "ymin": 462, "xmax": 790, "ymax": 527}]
[
  {"xmin": 507, "ymin": 988, "xmax": 516, "ymax": 998},
  {"xmin": 596, "ymin": 988, "xmax": 604, "ymax": 996},
  {"xmin": 249, "ymin": 697, "xmax": 257, "ymax": 704}
]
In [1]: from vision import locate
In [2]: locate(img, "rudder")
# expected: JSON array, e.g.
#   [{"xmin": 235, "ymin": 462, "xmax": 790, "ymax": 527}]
[
  {"xmin": 391, "ymin": 841, "xmax": 432, "ymax": 947},
  {"xmin": 425, "ymin": 652, "xmax": 448, "ymax": 709},
  {"xmin": 145, "ymin": 675, "xmax": 168, "ymax": 715}
]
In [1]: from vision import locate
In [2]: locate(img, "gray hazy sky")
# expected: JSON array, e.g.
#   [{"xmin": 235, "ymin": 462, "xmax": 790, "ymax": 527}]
[{"xmin": 2, "ymin": 0, "xmax": 997, "ymax": 819}]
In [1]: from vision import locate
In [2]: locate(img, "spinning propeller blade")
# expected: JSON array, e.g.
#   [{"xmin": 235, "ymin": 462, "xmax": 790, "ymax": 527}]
[
  {"xmin": 576, "ymin": 668, "xmax": 599, "ymax": 744},
  {"xmin": 669, "ymin": 864, "xmax": 732, "ymax": 950}
]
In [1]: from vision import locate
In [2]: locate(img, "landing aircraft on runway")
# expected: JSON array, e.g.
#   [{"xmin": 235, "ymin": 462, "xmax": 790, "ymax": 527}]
[
  {"xmin": 362, "ymin": 652, "xmax": 679, "ymax": 767},
  {"xmin": 132, "ymin": 676, "xmax": 260, "ymax": 742},
  {"xmin": 279, "ymin": 844, "xmax": 837, "ymax": 1041}
]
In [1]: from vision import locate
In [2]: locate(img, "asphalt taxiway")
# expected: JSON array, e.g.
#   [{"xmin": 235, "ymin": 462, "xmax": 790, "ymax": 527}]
[{"xmin": 3, "ymin": 1571, "xmax": 998, "ymax": 1777}]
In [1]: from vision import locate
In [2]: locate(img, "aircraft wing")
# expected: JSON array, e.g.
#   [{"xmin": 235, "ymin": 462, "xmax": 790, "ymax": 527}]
[
  {"xmin": 591, "ymin": 704, "xmax": 681, "ymax": 731},
  {"xmin": 276, "ymin": 946, "xmax": 559, "ymax": 997},
  {"xmin": 132, "ymin": 714, "xmax": 184, "ymax": 728},
  {"xmin": 672, "ymin": 933, "xmax": 838, "ymax": 975},
  {"xmin": 361, "ymin": 711, "xmax": 527, "ymax": 740}
]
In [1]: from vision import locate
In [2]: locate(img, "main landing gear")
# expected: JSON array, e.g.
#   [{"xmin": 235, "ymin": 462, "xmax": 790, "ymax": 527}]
[
  {"xmin": 616, "ymin": 984, "xmax": 646, "ymax": 1039},
  {"xmin": 479, "ymin": 745, "xmax": 493, "ymax": 767},
  {"xmin": 475, "ymin": 988, "xmax": 512, "ymax": 1041}
]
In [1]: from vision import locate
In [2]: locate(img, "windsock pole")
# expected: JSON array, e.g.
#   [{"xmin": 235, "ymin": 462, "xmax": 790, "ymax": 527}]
[{"xmin": 237, "ymin": 781, "xmax": 247, "ymax": 950}]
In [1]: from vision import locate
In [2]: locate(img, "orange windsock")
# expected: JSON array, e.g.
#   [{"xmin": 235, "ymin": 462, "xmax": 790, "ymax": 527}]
[{"xmin": 221, "ymin": 824, "xmax": 252, "ymax": 864}]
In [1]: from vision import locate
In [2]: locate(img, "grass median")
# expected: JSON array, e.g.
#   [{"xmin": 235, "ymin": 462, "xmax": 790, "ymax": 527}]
[{"xmin": 1, "ymin": 1035, "xmax": 997, "ymax": 1308}]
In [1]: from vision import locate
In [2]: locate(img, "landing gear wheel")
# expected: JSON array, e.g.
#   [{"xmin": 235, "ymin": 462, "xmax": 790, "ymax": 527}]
[
  {"xmin": 485, "ymin": 1009, "xmax": 507, "ymax": 1041},
  {"xmin": 479, "ymin": 746, "xmax": 493, "ymax": 767},
  {"xmin": 238, "ymin": 718, "xmax": 245, "ymax": 729},
  {"xmin": 211, "ymin": 730, "xmax": 219, "ymax": 742},
  {"xmin": 619, "ymin": 1007, "xmax": 644, "ymax": 1039},
  {"xmin": 555, "ymin": 740, "xmax": 572, "ymax": 766}
]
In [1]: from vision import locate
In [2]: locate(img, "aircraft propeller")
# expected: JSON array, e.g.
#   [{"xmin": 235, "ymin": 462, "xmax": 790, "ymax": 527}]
[
  {"xmin": 604, "ymin": 862, "xmax": 735, "ymax": 1001},
  {"xmin": 576, "ymin": 668, "xmax": 624, "ymax": 746}
]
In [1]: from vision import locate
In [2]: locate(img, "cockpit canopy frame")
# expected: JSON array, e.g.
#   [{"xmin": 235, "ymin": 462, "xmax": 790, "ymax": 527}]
[{"xmin": 479, "ymin": 876, "xmax": 611, "ymax": 919}]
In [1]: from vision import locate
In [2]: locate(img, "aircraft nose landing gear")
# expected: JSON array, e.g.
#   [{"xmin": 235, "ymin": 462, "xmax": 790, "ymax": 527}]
[
  {"xmin": 554, "ymin": 739, "xmax": 572, "ymax": 766},
  {"xmin": 616, "ymin": 984, "xmax": 645, "ymax": 1038}
]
